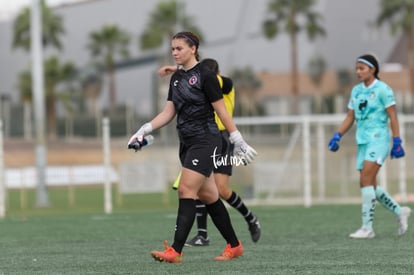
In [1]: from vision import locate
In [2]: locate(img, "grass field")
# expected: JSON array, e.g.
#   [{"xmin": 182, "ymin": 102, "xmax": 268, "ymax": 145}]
[{"xmin": 1, "ymin": 189, "xmax": 414, "ymax": 274}]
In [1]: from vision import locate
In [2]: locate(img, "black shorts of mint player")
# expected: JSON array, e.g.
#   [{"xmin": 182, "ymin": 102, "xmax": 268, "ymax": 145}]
[
  {"xmin": 213, "ymin": 131, "xmax": 234, "ymax": 176},
  {"xmin": 179, "ymin": 133, "xmax": 222, "ymax": 177}
]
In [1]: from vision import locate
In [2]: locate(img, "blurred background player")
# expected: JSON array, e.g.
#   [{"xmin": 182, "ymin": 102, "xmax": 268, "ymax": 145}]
[
  {"xmin": 128, "ymin": 31, "xmax": 257, "ymax": 263},
  {"xmin": 328, "ymin": 54, "xmax": 411, "ymax": 239},
  {"xmin": 159, "ymin": 58, "xmax": 261, "ymax": 246}
]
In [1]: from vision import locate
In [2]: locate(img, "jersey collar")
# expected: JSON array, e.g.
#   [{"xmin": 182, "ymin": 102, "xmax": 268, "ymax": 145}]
[{"xmin": 363, "ymin": 78, "xmax": 378, "ymax": 89}]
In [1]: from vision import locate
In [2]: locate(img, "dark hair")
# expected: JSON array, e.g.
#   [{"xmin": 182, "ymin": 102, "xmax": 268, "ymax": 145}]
[
  {"xmin": 172, "ymin": 31, "xmax": 200, "ymax": 61},
  {"xmin": 357, "ymin": 54, "xmax": 380, "ymax": 79},
  {"xmin": 201, "ymin": 58, "xmax": 219, "ymax": 74}
]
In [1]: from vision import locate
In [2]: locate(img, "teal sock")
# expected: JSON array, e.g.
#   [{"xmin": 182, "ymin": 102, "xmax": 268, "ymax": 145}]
[
  {"xmin": 375, "ymin": 186, "xmax": 401, "ymax": 216},
  {"xmin": 361, "ymin": 186, "xmax": 376, "ymax": 229}
]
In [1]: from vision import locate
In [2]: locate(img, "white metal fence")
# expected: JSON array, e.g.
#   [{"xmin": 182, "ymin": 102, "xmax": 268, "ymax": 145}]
[
  {"xmin": 231, "ymin": 114, "xmax": 414, "ymax": 207},
  {"xmin": 1, "ymin": 114, "xmax": 414, "ymax": 218}
]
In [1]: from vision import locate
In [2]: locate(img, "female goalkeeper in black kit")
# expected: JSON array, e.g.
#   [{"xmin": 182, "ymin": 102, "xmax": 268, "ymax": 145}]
[{"xmin": 127, "ymin": 31, "xmax": 257, "ymax": 263}]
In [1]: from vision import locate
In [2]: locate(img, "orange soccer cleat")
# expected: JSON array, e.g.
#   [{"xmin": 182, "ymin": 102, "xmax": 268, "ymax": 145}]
[
  {"xmin": 214, "ymin": 240, "xmax": 244, "ymax": 261},
  {"xmin": 151, "ymin": 240, "xmax": 183, "ymax": 264}
]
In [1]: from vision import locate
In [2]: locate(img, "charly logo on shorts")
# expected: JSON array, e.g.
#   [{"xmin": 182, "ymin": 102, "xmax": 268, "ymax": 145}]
[{"xmin": 210, "ymin": 147, "xmax": 245, "ymax": 168}]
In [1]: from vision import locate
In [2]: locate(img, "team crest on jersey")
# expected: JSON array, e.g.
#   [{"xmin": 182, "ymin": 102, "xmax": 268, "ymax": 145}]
[{"xmin": 189, "ymin": 75, "xmax": 198, "ymax": 85}]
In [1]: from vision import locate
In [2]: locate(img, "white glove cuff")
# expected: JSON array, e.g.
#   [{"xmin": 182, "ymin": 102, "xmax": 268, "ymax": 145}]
[
  {"xmin": 229, "ymin": 130, "xmax": 243, "ymax": 144},
  {"xmin": 141, "ymin": 122, "xmax": 153, "ymax": 134}
]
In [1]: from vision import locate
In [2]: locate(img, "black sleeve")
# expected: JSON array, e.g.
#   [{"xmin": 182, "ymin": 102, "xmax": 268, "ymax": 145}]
[
  {"xmin": 221, "ymin": 76, "xmax": 233, "ymax": 95},
  {"xmin": 167, "ymin": 83, "xmax": 173, "ymax": 101},
  {"xmin": 203, "ymin": 70, "xmax": 223, "ymax": 103},
  {"xmin": 167, "ymin": 71, "xmax": 178, "ymax": 101}
]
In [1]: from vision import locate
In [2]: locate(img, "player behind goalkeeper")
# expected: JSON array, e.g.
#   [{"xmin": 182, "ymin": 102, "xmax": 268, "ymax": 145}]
[{"xmin": 328, "ymin": 54, "xmax": 411, "ymax": 239}]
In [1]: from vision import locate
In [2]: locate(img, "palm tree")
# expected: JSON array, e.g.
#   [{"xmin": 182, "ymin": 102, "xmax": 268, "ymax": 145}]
[
  {"xmin": 139, "ymin": 0, "xmax": 203, "ymax": 118},
  {"xmin": 139, "ymin": 0, "xmax": 203, "ymax": 61},
  {"xmin": 12, "ymin": 0, "xmax": 64, "ymax": 51},
  {"xmin": 230, "ymin": 66, "xmax": 262, "ymax": 117},
  {"xmin": 333, "ymin": 68, "xmax": 354, "ymax": 113},
  {"xmin": 17, "ymin": 70, "xmax": 33, "ymax": 140},
  {"xmin": 262, "ymin": 0, "xmax": 325, "ymax": 113},
  {"xmin": 17, "ymin": 56, "xmax": 76, "ymax": 140},
  {"xmin": 87, "ymin": 24, "xmax": 130, "ymax": 112},
  {"xmin": 79, "ymin": 64, "xmax": 103, "ymax": 116},
  {"xmin": 377, "ymin": 0, "xmax": 414, "ymax": 103},
  {"xmin": 44, "ymin": 56, "xmax": 76, "ymax": 139},
  {"xmin": 308, "ymin": 54, "xmax": 326, "ymax": 113},
  {"xmin": 12, "ymin": 0, "xmax": 67, "ymax": 139},
  {"xmin": 12, "ymin": 0, "xmax": 66, "ymax": 207}
]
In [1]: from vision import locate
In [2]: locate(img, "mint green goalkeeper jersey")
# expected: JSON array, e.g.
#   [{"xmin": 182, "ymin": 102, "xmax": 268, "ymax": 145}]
[{"xmin": 347, "ymin": 79, "xmax": 395, "ymax": 145}]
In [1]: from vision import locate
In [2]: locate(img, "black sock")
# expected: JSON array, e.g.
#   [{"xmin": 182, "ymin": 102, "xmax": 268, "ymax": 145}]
[
  {"xmin": 195, "ymin": 199, "xmax": 208, "ymax": 239},
  {"xmin": 206, "ymin": 199, "xmax": 239, "ymax": 247},
  {"xmin": 172, "ymin": 198, "xmax": 196, "ymax": 253},
  {"xmin": 226, "ymin": 191, "xmax": 255, "ymax": 223}
]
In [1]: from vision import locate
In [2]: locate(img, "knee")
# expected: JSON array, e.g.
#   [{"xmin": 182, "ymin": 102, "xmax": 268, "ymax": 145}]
[
  {"xmin": 178, "ymin": 184, "xmax": 196, "ymax": 199},
  {"xmin": 198, "ymin": 192, "xmax": 219, "ymax": 205},
  {"xmin": 359, "ymin": 173, "xmax": 375, "ymax": 187},
  {"xmin": 218, "ymin": 187, "xmax": 232, "ymax": 200}
]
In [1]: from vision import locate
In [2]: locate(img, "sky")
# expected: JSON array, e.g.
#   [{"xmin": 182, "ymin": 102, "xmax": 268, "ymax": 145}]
[{"xmin": 0, "ymin": 0, "xmax": 79, "ymax": 21}]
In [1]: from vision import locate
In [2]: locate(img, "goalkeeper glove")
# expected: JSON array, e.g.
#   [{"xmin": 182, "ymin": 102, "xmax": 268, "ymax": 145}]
[
  {"xmin": 127, "ymin": 122, "xmax": 153, "ymax": 149},
  {"xmin": 229, "ymin": 130, "xmax": 257, "ymax": 165},
  {"xmin": 328, "ymin": 132, "xmax": 341, "ymax": 152},
  {"xmin": 128, "ymin": 135, "xmax": 154, "ymax": 152},
  {"xmin": 390, "ymin": 137, "xmax": 405, "ymax": 159}
]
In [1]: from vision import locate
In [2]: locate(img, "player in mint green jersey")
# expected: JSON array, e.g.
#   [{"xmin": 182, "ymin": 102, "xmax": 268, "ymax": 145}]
[{"xmin": 328, "ymin": 54, "xmax": 411, "ymax": 239}]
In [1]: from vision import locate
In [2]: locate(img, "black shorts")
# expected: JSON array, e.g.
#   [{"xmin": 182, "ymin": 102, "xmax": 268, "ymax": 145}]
[
  {"xmin": 213, "ymin": 131, "xmax": 233, "ymax": 176},
  {"xmin": 179, "ymin": 133, "xmax": 222, "ymax": 177}
]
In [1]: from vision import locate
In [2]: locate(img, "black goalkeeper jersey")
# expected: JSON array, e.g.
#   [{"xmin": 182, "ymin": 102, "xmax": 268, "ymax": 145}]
[{"xmin": 167, "ymin": 62, "xmax": 223, "ymax": 140}]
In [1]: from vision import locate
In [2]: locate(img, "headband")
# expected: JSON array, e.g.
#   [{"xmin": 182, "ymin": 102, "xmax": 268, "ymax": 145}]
[
  {"xmin": 177, "ymin": 33, "xmax": 199, "ymax": 48},
  {"xmin": 357, "ymin": 58, "xmax": 374, "ymax": 68}
]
